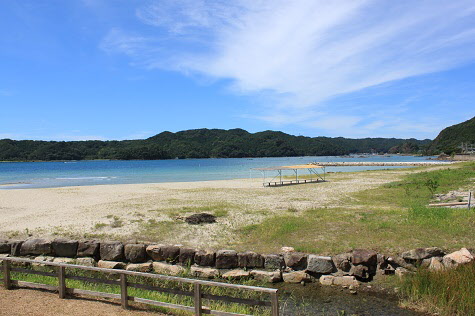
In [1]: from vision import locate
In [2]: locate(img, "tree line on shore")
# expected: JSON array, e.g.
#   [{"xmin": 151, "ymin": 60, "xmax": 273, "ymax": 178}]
[{"xmin": 0, "ymin": 128, "xmax": 431, "ymax": 161}]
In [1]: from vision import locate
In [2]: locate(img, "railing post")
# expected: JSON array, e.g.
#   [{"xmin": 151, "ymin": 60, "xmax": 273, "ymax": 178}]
[
  {"xmin": 120, "ymin": 274, "xmax": 128, "ymax": 309},
  {"xmin": 58, "ymin": 266, "xmax": 66, "ymax": 299},
  {"xmin": 3, "ymin": 260, "xmax": 11, "ymax": 290},
  {"xmin": 271, "ymin": 291, "xmax": 279, "ymax": 316},
  {"xmin": 194, "ymin": 283, "xmax": 202, "ymax": 316}
]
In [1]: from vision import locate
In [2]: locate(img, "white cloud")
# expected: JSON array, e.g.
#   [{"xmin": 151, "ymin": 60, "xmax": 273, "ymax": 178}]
[{"xmin": 101, "ymin": 0, "xmax": 475, "ymax": 136}]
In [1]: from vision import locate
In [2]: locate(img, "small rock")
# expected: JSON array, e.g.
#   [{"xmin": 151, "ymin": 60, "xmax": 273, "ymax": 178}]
[
  {"xmin": 222, "ymin": 269, "xmax": 250, "ymax": 280},
  {"xmin": 281, "ymin": 246, "xmax": 295, "ymax": 253},
  {"xmin": 319, "ymin": 275, "xmax": 335, "ymax": 286},
  {"xmin": 443, "ymin": 248, "xmax": 474, "ymax": 268},
  {"xmin": 185, "ymin": 213, "xmax": 216, "ymax": 225},
  {"xmin": 334, "ymin": 276, "xmax": 359, "ymax": 287},
  {"xmin": 32, "ymin": 256, "xmax": 55, "ymax": 266},
  {"xmin": 126, "ymin": 262, "xmax": 152, "ymax": 272},
  {"xmin": 250, "ymin": 270, "xmax": 282, "ymax": 283},
  {"xmin": 282, "ymin": 271, "xmax": 310, "ymax": 283},
  {"xmin": 190, "ymin": 266, "xmax": 220, "ymax": 279},
  {"xmin": 53, "ymin": 257, "xmax": 75, "ymax": 264},
  {"xmin": 428, "ymin": 257, "xmax": 444, "ymax": 271},
  {"xmin": 153, "ymin": 262, "xmax": 185, "ymax": 275},
  {"xmin": 97, "ymin": 260, "xmax": 126, "ymax": 269},
  {"xmin": 75, "ymin": 257, "xmax": 96, "ymax": 267},
  {"xmin": 395, "ymin": 267, "xmax": 410, "ymax": 278}
]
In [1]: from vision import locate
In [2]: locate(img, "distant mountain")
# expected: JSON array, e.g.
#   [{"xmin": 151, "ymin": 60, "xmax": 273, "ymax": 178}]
[
  {"xmin": 428, "ymin": 116, "xmax": 475, "ymax": 154},
  {"xmin": 0, "ymin": 128, "xmax": 431, "ymax": 161}
]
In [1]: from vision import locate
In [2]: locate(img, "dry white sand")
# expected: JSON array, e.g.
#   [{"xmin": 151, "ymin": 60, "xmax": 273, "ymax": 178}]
[{"xmin": 0, "ymin": 168, "xmax": 428, "ymax": 248}]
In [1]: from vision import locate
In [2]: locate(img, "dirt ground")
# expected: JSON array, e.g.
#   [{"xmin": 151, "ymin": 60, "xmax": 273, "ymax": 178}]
[{"xmin": 0, "ymin": 288, "xmax": 165, "ymax": 316}]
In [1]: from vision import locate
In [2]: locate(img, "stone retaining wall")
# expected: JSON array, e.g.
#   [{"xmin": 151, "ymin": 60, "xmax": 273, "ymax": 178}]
[{"xmin": 1, "ymin": 238, "xmax": 474, "ymax": 288}]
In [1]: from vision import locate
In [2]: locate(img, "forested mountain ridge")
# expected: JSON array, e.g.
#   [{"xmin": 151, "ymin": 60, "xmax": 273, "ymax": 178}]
[
  {"xmin": 0, "ymin": 128, "xmax": 431, "ymax": 161},
  {"xmin": 428, "ymin": 116, "xmax": 475, "ymax": 154}
]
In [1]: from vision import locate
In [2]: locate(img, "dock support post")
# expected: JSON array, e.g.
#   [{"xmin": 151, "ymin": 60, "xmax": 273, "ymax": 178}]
[{"xmin": 469, "ymin": 191, "xmax": 472, "ymax": 210}]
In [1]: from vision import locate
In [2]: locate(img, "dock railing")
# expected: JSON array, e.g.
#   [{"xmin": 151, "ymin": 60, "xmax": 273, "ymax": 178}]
[{"xmin": 1, "ymin": 257, "xmax": 279, "ymax": 316}]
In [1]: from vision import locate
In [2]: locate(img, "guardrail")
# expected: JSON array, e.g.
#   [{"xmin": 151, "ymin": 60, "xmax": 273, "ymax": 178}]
[{"xmin": 1, "ymin": 257, "xmax": 279, "ymax": 316}]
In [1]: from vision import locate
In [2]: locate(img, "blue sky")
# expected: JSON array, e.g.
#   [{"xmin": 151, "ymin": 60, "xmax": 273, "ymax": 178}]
[{"xmin": 1, "ymin": 0, "xmax": 475, "ymax": 141}]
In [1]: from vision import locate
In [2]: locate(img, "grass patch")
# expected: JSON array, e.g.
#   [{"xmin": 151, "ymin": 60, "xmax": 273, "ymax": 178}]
[
  {"xmin": 0, "ymin": 264, "xmax": 271, "ymax": 316},
  {"xmin": 399, "ymin": 263, "xmax": 475, "ymax": 315}
]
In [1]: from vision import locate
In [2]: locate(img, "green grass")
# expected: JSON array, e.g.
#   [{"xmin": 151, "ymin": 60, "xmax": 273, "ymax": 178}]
[
  {"xmin": 0, "ymin": 264, "xmax": 272, "ymax": 316},
  {"xmin": 399, "ymin": 263, "xmax": 475, "ymax": 315},
  {"xmin": 238, "ymin": 163, "xmax": 475, "ymax": 255}
]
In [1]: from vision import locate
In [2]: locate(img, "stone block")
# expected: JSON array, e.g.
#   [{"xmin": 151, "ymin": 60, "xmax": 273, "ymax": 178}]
[
  {"xmin": 238, "ymin": 251, "xmax": 264, "ymax": 269},
  {"xmin": 9, "ymin": 240, "xmax": 23, "ymax": 256},
  {"xmin": 216, "ymin": 250, "xmax": 238, "ymax": 269},
  {"xmin": 264, "ymin": 254, "xmax": 285, "ymax": 270},
  {"xmin": 194, "ymin": 250, "xmax": 216, "ymax": 267},
  {"xmin": 0, "ymin": 240, "xmax": 11, "ymax": 254},
  {"xmin": 124, "ymin": 244, "xmax": 146, "ymax": 263},
  {"xmin": 179, "ymin": 248, "xmax": 196, "ymax": 266},
  {"xmin": 284, "ymin": 252, "xmax": 307, "ymax": 271},
  {"xmin": 351, "ymin": 249, "xmax": 377, "ymax": 267},
  {"xmin": 332, "ymin": 253, "xmax": 352, "ymax": 272},
  {"xmin": 52, "ymin": 239, "xmax": 78, "ymax": 257},
  {"xmin": 306, "ymin": 255, "xmax": 334, "ymax": 274},
  {"xmin": 20, "ymin": 239, "xmax": 53, "ymax": 256},
  {"xmin": 350, "ymin": 264, "xmax": 369, "ymax": 279},
  {"xmin": 146, "ymin": 244, "xmax": 180, "ymax": 263},
  {"xmin": 443, "ymin": 248, "xmax": 474, "ymax": 268},
  {"xmin": 100, "ymin": 241, "xmax": 124, "ymax": 261},
  {"xmin": 77, "ymin": 240, "xmax": 100, "ymax": 258}
]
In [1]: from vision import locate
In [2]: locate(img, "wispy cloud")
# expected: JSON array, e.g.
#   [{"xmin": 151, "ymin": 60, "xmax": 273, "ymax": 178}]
[{"xmin": 101, "ymin": 0, "xmax": 475, "ymax": 137}]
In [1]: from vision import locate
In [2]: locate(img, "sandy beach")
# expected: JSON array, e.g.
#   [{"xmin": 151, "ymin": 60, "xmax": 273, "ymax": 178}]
[{"xmin": 0, "ymin": 168, "xmax": 422, "ymax": 249}]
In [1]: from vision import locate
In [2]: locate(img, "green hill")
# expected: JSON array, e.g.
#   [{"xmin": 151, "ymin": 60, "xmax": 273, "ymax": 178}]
[
  {"xmin": 428, "ymin": 116, "xmax": 475, "ymax": 154},
  {"xmin": 0, "ymin": 128, "xmax": 431, "ymax": 161}
]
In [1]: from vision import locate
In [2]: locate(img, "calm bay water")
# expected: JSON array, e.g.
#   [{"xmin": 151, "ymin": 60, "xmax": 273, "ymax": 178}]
[{"xmin": 0, "ymin": 155, "xmax": 434, "ymax": 189}]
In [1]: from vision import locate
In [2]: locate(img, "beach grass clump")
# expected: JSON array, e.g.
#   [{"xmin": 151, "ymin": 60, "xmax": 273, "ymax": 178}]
[{"xmin": 399, "ymin": 263, "xmax": 475, "ymax": 315}]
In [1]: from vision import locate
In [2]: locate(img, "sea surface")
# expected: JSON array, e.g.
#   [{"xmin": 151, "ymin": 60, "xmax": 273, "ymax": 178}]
[{"xmin": 0, "ymin": 155, "xmax": 436, "ymax": 189}]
